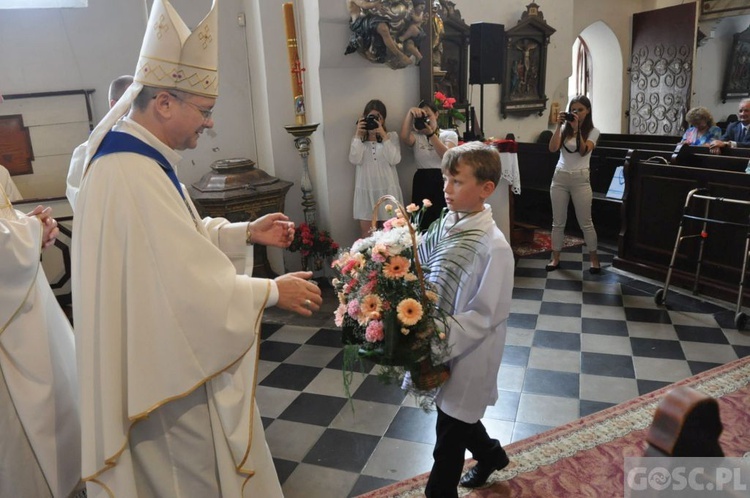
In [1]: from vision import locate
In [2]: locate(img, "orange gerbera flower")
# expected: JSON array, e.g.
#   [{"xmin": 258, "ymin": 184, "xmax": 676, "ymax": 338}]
[
  {"xmin": 397, "ymin": 298, "xmax": 423, "ymax": 326},
  {"xmin": 383, "ymin": 256, "xmax": 410, "ymax": 279},
  {"xmin": 361, "ymin": 294, "xmax": 383, "ymax": 316}
]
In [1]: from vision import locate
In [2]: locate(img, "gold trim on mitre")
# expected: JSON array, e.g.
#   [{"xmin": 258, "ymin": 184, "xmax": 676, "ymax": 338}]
[{"xmin": 135, "ymin": 0, "xmax": 218, "ymax": 98}]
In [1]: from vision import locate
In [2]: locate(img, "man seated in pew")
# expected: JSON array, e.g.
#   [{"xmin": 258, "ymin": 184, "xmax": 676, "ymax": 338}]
[
  {"xmin": 709, "ymin": 98, "xmax": 750, "ymax": 154},
  {"xmin": 679, "ymin": 106, "xmax": 721, "ymax": 146}
]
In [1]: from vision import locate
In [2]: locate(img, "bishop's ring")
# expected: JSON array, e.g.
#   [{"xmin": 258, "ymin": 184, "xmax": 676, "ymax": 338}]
[{"xmin": 303, "ymin": 299, "xmax": 311, "ymax": 309}]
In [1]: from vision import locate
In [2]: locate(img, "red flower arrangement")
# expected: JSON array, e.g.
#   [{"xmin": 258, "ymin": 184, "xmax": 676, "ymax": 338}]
[
  {"xmin": 434, "ymin": 91, "xmax": 465, "ymax": 129},
  {"xmin": 289, "ymin": 222, "xmax": 339, "ymax": 258}
]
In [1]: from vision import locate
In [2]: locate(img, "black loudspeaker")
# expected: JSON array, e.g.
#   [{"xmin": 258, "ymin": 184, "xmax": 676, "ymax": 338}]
[{"xmin": 469, "ymin": 22, "xmax": 504, "ymax": 85}]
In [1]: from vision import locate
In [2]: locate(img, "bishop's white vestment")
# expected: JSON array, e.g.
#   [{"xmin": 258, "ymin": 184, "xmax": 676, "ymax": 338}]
[
  {"xmin": 72, "ymin": 117, "xmax": 283, "ymax": 497},
  {"xmin": 0, "ymin": 185, "xmax": 82, "ymax": 498}
]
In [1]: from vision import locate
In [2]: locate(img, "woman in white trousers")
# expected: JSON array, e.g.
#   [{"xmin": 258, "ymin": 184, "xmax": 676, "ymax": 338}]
[{"xmin": 546, "ymin": 95, "xmax": 601, "ymax": 273}]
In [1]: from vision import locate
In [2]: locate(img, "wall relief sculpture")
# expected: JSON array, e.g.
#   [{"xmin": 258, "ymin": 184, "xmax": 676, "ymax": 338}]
[{"xmin": 345, "ymin": 0, "xmax": 428, "ymax": 69}]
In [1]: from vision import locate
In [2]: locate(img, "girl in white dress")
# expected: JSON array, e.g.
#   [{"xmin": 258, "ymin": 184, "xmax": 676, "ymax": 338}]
[{"xmin": 349, "ymin": 99, "xmax": 403, "ymax": 237}]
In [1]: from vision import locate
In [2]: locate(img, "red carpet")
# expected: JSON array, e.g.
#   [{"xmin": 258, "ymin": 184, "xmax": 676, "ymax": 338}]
[
  {"xmin": 356, "ymin": 357, "xmax": 750, "ymax": 497},
  {"xmin": 512, "ymin": 229, "xmax": 584, "ymax": 258}
]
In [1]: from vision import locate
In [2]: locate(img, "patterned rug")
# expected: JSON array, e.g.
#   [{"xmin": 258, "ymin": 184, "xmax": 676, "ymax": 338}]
[
  {"xmin": 512, "ymin": 229, "xmax": 585, "ymax": 258},
  {"xmin": 356, "ymin": 357, "xmax": 750, "ymax": 497}
]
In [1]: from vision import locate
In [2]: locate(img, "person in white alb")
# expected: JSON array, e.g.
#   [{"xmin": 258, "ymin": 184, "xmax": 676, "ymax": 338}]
[
  {"xmin": 66, "ymin": 75, "xmax": 133, "ymax": 211},
  {"xmin": 0, "ymin": 163, "xmax": 22, "ymax": 201},
  {"xmin": 0, "ymin": 183, "xmax": 83, "ymax": 498},
  {"xmin": 69, "ymin": 1, "xmax": 321, "ymax": 496},
  {"xmin": 422, "ymin": 143, "xmax": 515, "ymax": 497}
]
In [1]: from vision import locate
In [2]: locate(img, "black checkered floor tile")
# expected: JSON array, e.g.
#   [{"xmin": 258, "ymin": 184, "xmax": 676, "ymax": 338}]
[{"xmin": 258, "ymin": 247, "xmax": 749, "ymax": 498}]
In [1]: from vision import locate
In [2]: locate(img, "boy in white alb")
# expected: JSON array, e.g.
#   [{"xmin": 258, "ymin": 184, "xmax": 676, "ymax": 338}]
[{"xmin": 423, "ymin": 142, "xmax": 515, "ymax": 497}]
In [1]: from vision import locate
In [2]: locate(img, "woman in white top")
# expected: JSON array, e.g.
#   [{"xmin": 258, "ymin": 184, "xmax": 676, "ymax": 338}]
[
  {"xmin": 400, "ymin": 100, "xmax": 458, "ymax": 230},
  {"xmin": 349, "ymin": 99, "xmax": 402, "ymax": 237},
  {"xmin": 547, "ymin": 95, "xmax": 601, "ymax": 273}
]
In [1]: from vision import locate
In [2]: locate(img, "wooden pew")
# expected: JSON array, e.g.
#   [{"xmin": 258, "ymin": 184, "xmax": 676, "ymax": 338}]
[
  {"xmin": 645, "ymin": 386, "xmax": 724, "ymax": 457},
  {"xmin": 674, "ymin": 144, "xmax": 750, "ymax": 170},
  {"xmin": 598, "ymin": 140, "xmax": 678, "ymax": 153},
  {"xmin": 615, "ymin": 149, "xmax": 750, "ymax": 302},
  {"xmin": 598, "ymin": 133, "xmax": 682, "ymax": 146},
  {"xmin": 513, "ymin": 143, "xmax": 673, "ymax": 241}
]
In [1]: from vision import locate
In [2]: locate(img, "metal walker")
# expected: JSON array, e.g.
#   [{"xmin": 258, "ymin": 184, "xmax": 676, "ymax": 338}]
[{"xmin": 653, "ymin": 188, "xmax": 750, "ymax": 330}]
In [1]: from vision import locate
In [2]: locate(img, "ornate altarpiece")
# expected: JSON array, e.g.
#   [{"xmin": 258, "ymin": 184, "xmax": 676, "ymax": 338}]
[{"xmin": 500, "ymin": 3, "xmax": 556, "ymax": 118}]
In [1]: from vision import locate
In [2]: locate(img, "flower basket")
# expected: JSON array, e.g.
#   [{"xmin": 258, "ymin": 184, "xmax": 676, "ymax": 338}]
[
  {"xmin": 411, "ymin": 358, "xmax": 450, "ymax": 391},
  {"xmin": 332, "ymin": 195, "xmax": 453, "ymax": 405}
]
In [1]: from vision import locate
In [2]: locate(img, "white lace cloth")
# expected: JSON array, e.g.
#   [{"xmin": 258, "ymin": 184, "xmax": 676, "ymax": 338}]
[{"xmin": 498, "ymin": 151, "xmax": 521, "ymax": 194}]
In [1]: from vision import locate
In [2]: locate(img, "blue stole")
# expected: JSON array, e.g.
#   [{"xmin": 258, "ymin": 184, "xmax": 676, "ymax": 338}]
[{"xmin": 92, "ymin": 131, "xmax": 185, "ymax": 200}]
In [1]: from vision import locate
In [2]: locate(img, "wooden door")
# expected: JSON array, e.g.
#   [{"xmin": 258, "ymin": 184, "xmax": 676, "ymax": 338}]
[{"xmin": 629, "ymin": 4, "xmax": 696, "ymax": 135}]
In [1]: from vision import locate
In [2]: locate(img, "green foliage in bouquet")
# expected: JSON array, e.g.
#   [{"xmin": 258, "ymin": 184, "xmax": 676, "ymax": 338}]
[{"xmin": 331, "ymin": 196, "xmax": 485, "ymax": 410}]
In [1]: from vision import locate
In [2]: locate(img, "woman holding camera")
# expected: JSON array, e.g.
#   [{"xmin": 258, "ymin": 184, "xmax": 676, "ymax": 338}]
[
  {"xmin": 400, "ymin": 101, "xmax": 458, "ymax": 229},
  {"xmin": 547, "ymin": 95, "xmax": 601, "ymax": 273},
  {"xmin": 350, "ymin": 99, "xmax": 403, "ymax": 237}
]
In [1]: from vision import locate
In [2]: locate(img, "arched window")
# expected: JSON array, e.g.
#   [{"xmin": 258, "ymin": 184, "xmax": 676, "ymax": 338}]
[{"xmin": 573, "ymin": 36, "xmax": 592, "ymax": 98}]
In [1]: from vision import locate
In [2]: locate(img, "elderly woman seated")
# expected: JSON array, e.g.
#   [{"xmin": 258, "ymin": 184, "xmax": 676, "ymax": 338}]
[{"xmin": 680, "ymin": 107, "xmax": 722, "ymax": 146}]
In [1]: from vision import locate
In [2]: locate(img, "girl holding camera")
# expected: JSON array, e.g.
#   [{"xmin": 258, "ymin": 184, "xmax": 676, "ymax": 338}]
[
  {"xmin": 400, "ymin": 101, "xmax": 458, "ymax": 230},
  {"xmin": 547, "ymin": 95, "xmax": 601, "ymax": 273},
  {"xmin": 350, "ymin": 99, "xmax": 403, "ymax": 237}
]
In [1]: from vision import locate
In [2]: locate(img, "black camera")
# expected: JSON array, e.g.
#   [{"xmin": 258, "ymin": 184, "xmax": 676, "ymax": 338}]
[
  {"xmin": 413, "ymin": 116, "xmax": 429, "ymax": 130},
  {"xmin": 564, "ymin": 112, "xmax": 577, "ymax": 122},
  {"xmin": 364, "ymin": 114, "xmax": 380, "ymax": 130}
]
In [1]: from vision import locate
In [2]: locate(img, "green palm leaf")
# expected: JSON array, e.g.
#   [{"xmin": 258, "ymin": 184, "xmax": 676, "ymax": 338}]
[{"xmin": 418, "ymin": 211, "xmax": 486, "ymax": 309}]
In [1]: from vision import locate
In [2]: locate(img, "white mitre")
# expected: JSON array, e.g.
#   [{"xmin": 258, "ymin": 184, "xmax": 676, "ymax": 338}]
[
  {"xmin": 77, "ymin": 0, "xmax": 218, "ymax": 177},
  {"xmin": 135, "ymin": 0, "xmax": 218, "ymax": 97}
]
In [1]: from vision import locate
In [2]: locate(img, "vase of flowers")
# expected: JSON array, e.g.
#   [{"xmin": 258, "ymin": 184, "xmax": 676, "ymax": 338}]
[
  {"xmin": 332, "ymin": 196, "xmax": 484, "ymax": 407},
  {"xmin": 434, "ymin": 91, "xmax": 466, "ymax": 130},
  {"xmin": 289, "ymin": 222, "xmax": 339, "ymax": 271}
]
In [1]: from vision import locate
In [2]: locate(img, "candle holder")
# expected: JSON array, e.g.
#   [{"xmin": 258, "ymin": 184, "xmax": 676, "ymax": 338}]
[{"xmin": 284, "ymin": 122, "xmax": 319, "ymax": 228}]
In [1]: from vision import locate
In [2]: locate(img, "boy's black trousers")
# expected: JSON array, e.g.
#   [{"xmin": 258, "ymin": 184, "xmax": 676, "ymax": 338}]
[{"xmin": 424, "ymin": 406, "xmax": 504, "ymax": 498}]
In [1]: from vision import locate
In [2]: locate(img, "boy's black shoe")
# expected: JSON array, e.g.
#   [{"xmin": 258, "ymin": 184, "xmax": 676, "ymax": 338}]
[{"xmin": 458, "ymin": 449, "xmax": 510, "ymax": 488}]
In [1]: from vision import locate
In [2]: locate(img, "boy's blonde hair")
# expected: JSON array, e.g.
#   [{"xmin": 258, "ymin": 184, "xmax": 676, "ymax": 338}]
[{"xmin": 441, "ymin": 141, "xmax": 501, "ymax": 186}]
